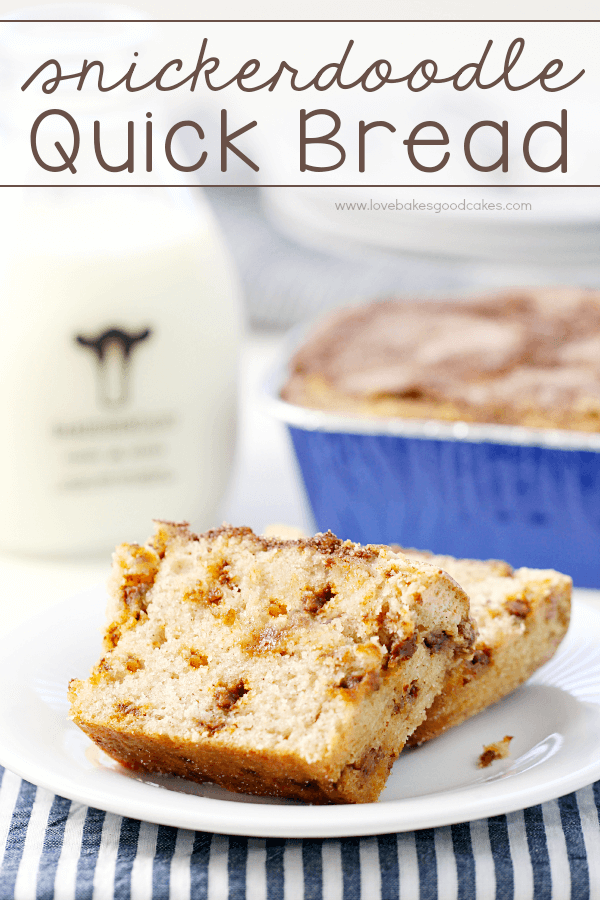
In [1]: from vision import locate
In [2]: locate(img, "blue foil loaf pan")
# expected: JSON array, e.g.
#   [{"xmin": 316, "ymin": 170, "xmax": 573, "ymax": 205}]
[{"xmin": 267, "ymin": 369, "xmax": 600, "ymax": 588}]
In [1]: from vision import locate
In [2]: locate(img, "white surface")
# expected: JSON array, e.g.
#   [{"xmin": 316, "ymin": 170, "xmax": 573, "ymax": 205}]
[{"xmin": 1, "ymin": 587, "xmax": 600, "ymax": 838}]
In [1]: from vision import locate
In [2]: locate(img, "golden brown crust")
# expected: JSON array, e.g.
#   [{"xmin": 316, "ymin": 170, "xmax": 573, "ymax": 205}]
[
  {"xmin": 284, "ymin": 375, "xmax": 600, "ymax": 433},
  {"xmin": 71, "ymin": 719, "xmax": 398, "ymax": 804},
  {"xmin": 153, "ymin": 520, "xmax": 387, "ymax": 562},
  {"xmin": 283, "ymin": 290, "xmax": 600, "ymax": 432}
]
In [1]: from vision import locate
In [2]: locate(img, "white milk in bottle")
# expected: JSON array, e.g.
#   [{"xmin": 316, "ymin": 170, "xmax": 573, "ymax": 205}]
[{"xmin": 0, "ymin": 12, "xmax": 243, "ymax": 554}]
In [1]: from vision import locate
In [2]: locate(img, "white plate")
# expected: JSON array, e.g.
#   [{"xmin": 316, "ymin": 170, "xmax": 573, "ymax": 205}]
[{"xmin": 1, "ymin": 588, "xmax": 600, "ymax": 838}]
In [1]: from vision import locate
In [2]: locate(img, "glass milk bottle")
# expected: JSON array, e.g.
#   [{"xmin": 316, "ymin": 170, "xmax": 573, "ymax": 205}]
[{"xmin": 0, "ymin": 13, "xmax": 243, "ymax": 555}]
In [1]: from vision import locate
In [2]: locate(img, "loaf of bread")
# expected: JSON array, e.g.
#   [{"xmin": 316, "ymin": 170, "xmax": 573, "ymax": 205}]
[
  {"xmin": 399, "ymin": 549, "xmax": 571, "ymax": 745},
  {"xmin": 69, "ymin": 522, "xmax": 475, "ymax": 804},
  {"xmin": 282, "ymin": 289, "xmax": 600, "ymax": 432}
]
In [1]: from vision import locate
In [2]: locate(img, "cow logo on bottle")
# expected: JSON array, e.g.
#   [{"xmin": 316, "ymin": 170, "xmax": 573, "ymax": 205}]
[{"xmin": 75, "ymin": 327, "xmax": 152, "ymax": 407}]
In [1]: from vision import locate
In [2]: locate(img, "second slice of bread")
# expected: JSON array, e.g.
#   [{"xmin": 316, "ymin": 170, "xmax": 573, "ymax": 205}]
[{"xmin": 399, "ymin": 550, "xmax": 571, "ymax": 745}]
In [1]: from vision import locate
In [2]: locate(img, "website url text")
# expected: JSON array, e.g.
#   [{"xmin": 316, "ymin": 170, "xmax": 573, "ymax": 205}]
[{"xmin": 334, "ymin": 199, "xmax": 532, "ymax": 213}]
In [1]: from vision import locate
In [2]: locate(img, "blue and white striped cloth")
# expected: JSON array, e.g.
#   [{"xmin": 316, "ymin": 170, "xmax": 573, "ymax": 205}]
[{"xmin": 1, "ymin": 766, "xmax": 599, "ymax": 899}]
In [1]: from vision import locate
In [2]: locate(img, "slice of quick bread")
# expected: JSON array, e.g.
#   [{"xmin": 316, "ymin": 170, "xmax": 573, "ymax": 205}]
[
  {"xmin": 397, "ymin": 550, "xmax": 571, "ymax": 745},
  {"xmin": 69, "ymin": 522, "xmax": 475, "ymax": 804},
  {"xmin": 263, "ymin": 528, "xmax": 572, "ymax": 747}
]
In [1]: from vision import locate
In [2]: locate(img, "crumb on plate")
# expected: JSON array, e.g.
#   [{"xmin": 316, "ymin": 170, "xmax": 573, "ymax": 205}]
[{"xmin": 478, "ymin": 735, "xmax": 513, "ymax": 768}]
